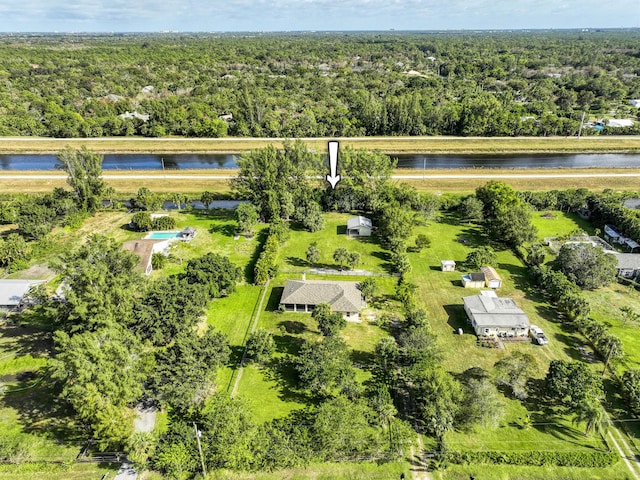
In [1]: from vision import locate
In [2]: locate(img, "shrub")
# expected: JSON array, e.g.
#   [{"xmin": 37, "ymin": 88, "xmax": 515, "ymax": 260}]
[{"xmin": 152, "ymin": 216, "xmax": 176, "ymax": 230}]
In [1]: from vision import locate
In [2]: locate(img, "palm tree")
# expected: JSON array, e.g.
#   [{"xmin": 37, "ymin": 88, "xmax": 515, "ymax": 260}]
[
  {"xmin": 599, "ymin": 334, "xmax": 624, "ymax": 376},
  {"xmin": 572, "ymin": 399, "xmax": 610, "ymax": 436}
]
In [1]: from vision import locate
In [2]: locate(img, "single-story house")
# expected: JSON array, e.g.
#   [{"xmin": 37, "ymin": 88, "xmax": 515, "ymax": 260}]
[
  {"xmin": 122, "ymin": 239, "xmax": 171, "ymax": 275},
  {"xmin": 347, "ymin": 216, "xmax": 373, "ymax": 237},
  {"xmin": 0, "ymin": 279, "xmax": 45, "ymax": 312},
  {"xmin": 608, "ymin": 119, "xmax": 634, "ymax": 128},
  {"xmin": 462, "ymin": 272, "xmax": 486, "ymax": 289},
  {"xmin": 481, "ymin": 266, "xmax": 502, "ymax": 289},
  {"xmin": 463, "ymin": 291, "xmax": 530, "ymax": 338},
  {"xmin": 608, "ymin": 251, "xmax": 640, "ymax": 279},
  {"xmin": 279, "ymin": 279, "xmax": 365, "ymax": 321},
  {"xmin": 441, "ymin": 260, "xmax": 456, "ymax": 272}
]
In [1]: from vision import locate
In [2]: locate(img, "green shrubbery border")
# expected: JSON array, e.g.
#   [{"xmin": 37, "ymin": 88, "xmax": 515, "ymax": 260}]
[{"xmin": 446, "ymin": 450, "xmax": 618, "ymax": 468}]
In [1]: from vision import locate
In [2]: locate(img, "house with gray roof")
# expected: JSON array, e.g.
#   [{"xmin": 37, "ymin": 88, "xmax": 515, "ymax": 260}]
[
  {"xmin": 608, "ymin": 251, "xmax": 640, "ymax": 279},
  {"xmin": 347, "ymin": 216, "xmax": 373, "ymax": 237},
  {"xmin": 280, "ymin": 279, "xmax": 365, "ymax": 321},
  {"xmin": 463, "ymin": 291, "xmax": 530, "ymax": 338},
  {"xmin": 0, "ymin": 279, "xmax": 45, "ymax": 312}
]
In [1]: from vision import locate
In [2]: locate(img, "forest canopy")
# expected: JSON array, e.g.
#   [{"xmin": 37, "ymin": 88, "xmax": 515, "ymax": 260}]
[{"xmin": 0, "ymin": 31, "xmax": 638, "ymax": 138}]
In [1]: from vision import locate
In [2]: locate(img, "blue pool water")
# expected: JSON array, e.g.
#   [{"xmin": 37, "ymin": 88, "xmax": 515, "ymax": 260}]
[{"xmin": 147, "ymin": 231, "xmax": 181, "ymax": 240}]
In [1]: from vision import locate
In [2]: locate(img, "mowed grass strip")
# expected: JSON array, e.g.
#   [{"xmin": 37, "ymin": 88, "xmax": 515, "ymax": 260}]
[
  {"xmin": 437, "ymin": 462, "xmax": 631, "ymax": 480},
  {"xmin": 0, "ymin": 463, "xmax": 119, "ymax": 480},
  {"xmin": 209, "ymin": 460, "xmax": 408, "ymax": 480},
  {"xmin": 1, "ymin": 135, "xmax": 639, "ymax": 154}
]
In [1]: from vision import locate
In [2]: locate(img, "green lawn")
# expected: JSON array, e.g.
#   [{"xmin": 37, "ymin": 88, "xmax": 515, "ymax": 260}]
[
  {"xmin": 0, "ymin": 463, "xmax": 119, "ymax": 480},
  {"xmin": 437, "ymin": 462, "xmax": 630, "ymax": 480},
  {"xmin": 280, "ymin": 212, "xmax": 391, "ymax": 274},
  {"xmin": 208, "ymin": 461, "xmax": 408, "ymax": 479},
  {"xmin": 406, "ymin": 214, "xmax": 573, "ymax": 375}
]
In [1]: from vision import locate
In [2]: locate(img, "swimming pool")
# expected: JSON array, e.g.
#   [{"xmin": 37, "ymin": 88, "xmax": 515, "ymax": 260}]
[{"xmin": 146, "ymin": 231, "xmax": 181, "ymax": 240}]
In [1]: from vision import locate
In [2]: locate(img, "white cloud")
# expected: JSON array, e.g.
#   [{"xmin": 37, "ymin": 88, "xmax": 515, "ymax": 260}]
[{"xmin": 0, "ymin": 0, "xmax": 637, "ymax": 31}]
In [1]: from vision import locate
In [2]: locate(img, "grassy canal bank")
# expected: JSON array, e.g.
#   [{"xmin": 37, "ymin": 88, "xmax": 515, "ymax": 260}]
[
  {"xmin": 1, "ymin": 135, "xmax": 640, "ymax": 154},
  {"xmin": 1, "ymin": 168, "xmax": 640, "ymax": 194}
]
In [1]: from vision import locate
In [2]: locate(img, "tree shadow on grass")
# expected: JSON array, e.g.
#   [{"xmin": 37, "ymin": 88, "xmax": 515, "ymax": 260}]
[
  {"xmin": 272, "ymin": 334, "xmax": 304, "ymax": 356},
  {"xmin": 190, "ymin": 208, "xmax": 235, "ymax": 222},
  {"xmin": 443, "ymin": 304, "xmax": 473, "ymax": 335},
  {"xmin": 266, "ymin": 287, "xmax": 284, "ymax": 312},
  {"xmin": 1, "ymin": 379, "xmax": 85, "ymax": 443},
  {"xmin": 370, "ymin": 251, "xmax": 394, "ymax": 274},
  {"xmin": 278, "ymin": 320, "xmax": 307, "ymax": 334},
  {"xmin": 243, "ymin": 229, "xmax": 268, "ymax": 284},
  {"xmin": 263, "ymin": 358, "xmax": 312, "ymax": 406},
  {"xmin": 0, "ymin": 325, "xmax": 53, "ymax": 358},
  {"xmin": 208, "ymin": 222, "xmax": 237, "ymax": 237},
  {"xmin": 521, "ymin": 378, "xmax": 556, "ymax": 419},
  {"xmin": 285, "ymin": 256, "xmax": 308, "ymax": 268},
  {"xmin": 350, "ymin": 349, "xmax": 374, "ymax": 369},
  {"xmin": 496, "ymin": 261, "xmax": 537, "ymax": 295},
  {"xmin": 553, "ymin": 332, "xmax": 594, "ymax": 363},
  {"xmin": 228, "ymin": 345, "xmax": 245, "ymax": 366}
]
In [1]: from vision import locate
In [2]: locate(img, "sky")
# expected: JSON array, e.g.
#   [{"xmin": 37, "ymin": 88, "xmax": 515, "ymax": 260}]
[{"xmin": 0, "ymin": 0, "xmax": 638, "ymax": 32}]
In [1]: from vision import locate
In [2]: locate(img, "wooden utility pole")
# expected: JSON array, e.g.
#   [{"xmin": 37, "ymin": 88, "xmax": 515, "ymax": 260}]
[
  {"xmin": 577, "ymin": 111, "xmax": 586, "ymax": 138},
  {"xmin": 193, "ymin": 422, "xmax": 206, "ymax": 476}
]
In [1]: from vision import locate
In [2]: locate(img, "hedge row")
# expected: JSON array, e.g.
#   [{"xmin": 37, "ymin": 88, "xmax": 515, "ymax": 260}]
[
  {"xmin": 588, "ymin": 195, "xmax": 640, "ymax": 243},
  {"xmin": 254, "ymin": 233, "xmax": 279, "ymax": 285},
  {"xmin": 446, "ymin": 449, "xmax": 618, "ymax": 468}
]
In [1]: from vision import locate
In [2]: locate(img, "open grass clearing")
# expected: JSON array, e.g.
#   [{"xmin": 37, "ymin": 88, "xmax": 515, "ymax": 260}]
[
  {"xmin": 0, "ymin": 463, "xmax": 118, "ymax": 480},
  {"xmin": 436, "ymin": 462, "xmax": 630, "ymax": 480},
  {"xmin": 281, "ymin": 212, "xmax": 393, "ymax": 275},
  {"xmin": 209, "ymin": 460, "xmax": 408, "ymax": 479},
  {"xmin": 407, "ymin": 214, "xmax": 576, "ymax": 374}
]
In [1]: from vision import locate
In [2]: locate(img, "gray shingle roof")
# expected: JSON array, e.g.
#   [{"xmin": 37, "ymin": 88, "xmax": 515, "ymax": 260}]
[
  {"xmin": 280, "ymin": 280, "xmax": 364, "ymax": 313},
  {"xmin": 609, "ymin": 251, "xmax": 640, "ymax": 270},
  {"xmin": 463, "ymin": 294, "xmax": 529, "ymax": 329}
]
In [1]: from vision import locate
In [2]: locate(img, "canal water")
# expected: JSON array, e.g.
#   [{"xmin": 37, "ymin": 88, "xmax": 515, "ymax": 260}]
[{"xmin": 0, "ymin": 153, "xmax": 638, "ymax": 170}]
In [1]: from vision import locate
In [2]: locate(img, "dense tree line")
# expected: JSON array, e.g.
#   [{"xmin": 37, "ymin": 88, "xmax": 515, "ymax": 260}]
[
  {"xmin": 0, "ymin": 31, "xmax": 638, "ymax": 138},
  {"xmin": 39, "ymin": 236, "xmax": 241, "ymax": 448}
]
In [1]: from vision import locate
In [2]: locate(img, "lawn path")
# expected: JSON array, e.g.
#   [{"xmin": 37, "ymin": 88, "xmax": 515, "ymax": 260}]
[
  {"xmin": 608, "ymin": 423, "xmax": 640, "ymax": 480},
  {"xmin": 230, "ymin": 279, "xmax": 270, "ymax": 398},
  {"xmin": 409, "ymin": 434, "xmax": 432, "ymax": 480}
]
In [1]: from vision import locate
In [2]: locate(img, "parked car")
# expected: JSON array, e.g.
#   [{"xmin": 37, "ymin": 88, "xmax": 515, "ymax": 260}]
[{"xmin": 529, "ymin": 325, "xmax": 549, "ymax": 345}]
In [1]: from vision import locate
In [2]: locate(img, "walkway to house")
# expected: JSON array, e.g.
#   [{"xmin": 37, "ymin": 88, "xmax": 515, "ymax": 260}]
[{"xmin": 113, "ymin": 405, "xmax": 157, "ymax": 480}]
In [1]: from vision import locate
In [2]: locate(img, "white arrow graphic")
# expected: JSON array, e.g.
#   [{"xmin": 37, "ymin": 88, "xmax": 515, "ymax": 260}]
[{"xmin": 326, "ymin": 141, "xmax": 341, "ymax": 189}]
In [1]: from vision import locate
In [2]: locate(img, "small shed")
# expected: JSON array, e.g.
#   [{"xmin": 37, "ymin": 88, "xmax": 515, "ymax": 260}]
[
  {"xmin": 347, "ymin": 216, "xmax": 373, "ymax": 237},
  {"xmin": 481, "ymin": 266, "xmax": 502, "ymax": 289},
  {"xmin": 180, "ymin": 227, "xmax": 197, "ymax": 241},
  {"xmin": 462, "ymin": 272, "xmax": 486, "ymax": 288},
  {"xmin": 441, "ymin": 260, "xmax": 456, "ymax": 272},
  {"xmin": 604, "ymin": 224, "xmax": 623, "ymax": 244}
]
